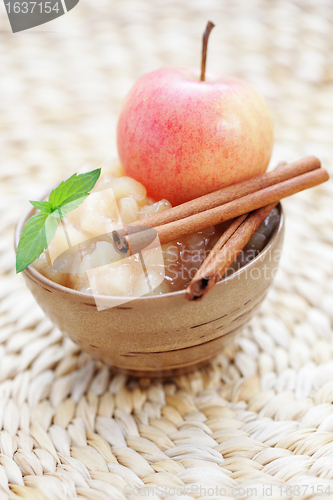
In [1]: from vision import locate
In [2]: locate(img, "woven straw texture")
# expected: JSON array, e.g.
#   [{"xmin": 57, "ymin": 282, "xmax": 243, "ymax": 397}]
[{"xmin": 0, "ymin": 1, "xmax": 333, "ymax": 499}]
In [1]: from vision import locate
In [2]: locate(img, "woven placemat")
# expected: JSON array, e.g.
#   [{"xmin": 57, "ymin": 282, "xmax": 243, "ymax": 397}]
[{"xmin": 0, "ymin": 1, "xmax": 333, "ymax": 499}]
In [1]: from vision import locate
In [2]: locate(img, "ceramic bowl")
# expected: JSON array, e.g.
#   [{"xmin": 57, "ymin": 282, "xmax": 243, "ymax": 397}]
[{"xmin": 15, "ymin": 204, "xmax": 284, "ymax": 377}]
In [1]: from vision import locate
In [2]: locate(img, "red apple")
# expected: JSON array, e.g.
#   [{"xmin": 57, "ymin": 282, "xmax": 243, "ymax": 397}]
[{"xmin": 117, "ymin": 35, "xmax": 274, "ymax": 207}]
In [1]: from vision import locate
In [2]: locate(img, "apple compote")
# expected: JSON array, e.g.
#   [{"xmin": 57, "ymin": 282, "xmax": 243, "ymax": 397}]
[{"xmin": 33, "ymin": 166, "xmax": 280, "ymax": 297}]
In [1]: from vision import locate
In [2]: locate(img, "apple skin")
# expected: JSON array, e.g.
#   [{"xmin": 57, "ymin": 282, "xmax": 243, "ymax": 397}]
[{"xmin": 117, "ymin": 67, "xmax": 274, "ymax": 206}]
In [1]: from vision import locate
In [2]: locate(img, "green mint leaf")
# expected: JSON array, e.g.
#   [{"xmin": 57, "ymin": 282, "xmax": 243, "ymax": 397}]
[
  {"xmin": 48, "ymin": 196, "xmax": 88, "ymax": 220},
  {"xmin": 30, "ymin": 200, "xmax": 52, "ymax": 213},
  {"xmin": 45, "ymin": 215, "xmax": 58, "ymax": 247},
  {"xmin": 17, "ymin": 168, "xmax": 101, "ymax": 273},
  {"xmin": 48, "ymin": 168, "xmax": 101, "ymax": 210},
  {"xmin": 16, "ymin": 213, "xmax": 58, "ymax": 273},
  {"xmin": 56, "ymin": 195, "xmax": 89, "ymax": 216}
]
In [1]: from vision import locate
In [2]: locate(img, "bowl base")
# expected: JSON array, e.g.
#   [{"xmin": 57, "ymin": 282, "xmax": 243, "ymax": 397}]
[{"xmin": 107, "ymin": 329, "xmax": 239, "ymax": 378}]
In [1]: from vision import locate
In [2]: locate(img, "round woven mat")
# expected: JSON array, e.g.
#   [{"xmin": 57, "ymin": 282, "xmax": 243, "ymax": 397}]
[{"xmin": 0, "ymin": 1, "xmax": 333, "ymax": 499}]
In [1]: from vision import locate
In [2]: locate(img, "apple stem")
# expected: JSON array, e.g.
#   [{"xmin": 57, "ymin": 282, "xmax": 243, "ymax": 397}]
[{"xmin": 200, "ymin": 21, "xmax": 215, "ymax": 82}]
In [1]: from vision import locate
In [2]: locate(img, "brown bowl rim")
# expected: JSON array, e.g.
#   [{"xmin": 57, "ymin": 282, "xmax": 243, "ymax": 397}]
[{"xmin": 15, "ymin": 200, "xmax": 284, "ymax": 301}]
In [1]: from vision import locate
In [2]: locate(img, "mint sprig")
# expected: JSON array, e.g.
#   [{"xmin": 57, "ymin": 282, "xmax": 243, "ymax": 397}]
[{"xmin": 16, "ymin": 168, "xmax": 101, "ymax": 273}]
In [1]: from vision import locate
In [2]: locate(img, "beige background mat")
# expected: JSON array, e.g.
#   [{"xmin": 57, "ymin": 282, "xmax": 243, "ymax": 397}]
[{"xmin": 0, "ymin": 0, "xmax": 333, "ymax": 498}]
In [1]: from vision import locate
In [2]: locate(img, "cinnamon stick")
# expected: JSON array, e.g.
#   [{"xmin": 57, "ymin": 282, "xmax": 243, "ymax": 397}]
[
  {"xmin": 125, "ymin": 156, "xmax": 320, "ymax": 230},
  {"xmin": 185, "ymin": 203, "xmax": 278, "ymax": 301},
  {"xmin": 185, "ymin": 162, "xmax": 287, "ymax": 300},
  {"xmin": 112, "ymin": 167, "xmax": 329, "ymax": 256}
]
